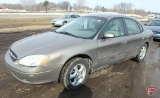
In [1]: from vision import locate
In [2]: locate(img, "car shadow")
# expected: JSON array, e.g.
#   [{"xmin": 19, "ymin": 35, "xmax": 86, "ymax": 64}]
[
  {"xmin": 58, "ymin": 85, "xmax": 92, "ymax": 98},
  {"xmin": 153, "ymin": 39, "xmax": 160, "ymax": 42}
]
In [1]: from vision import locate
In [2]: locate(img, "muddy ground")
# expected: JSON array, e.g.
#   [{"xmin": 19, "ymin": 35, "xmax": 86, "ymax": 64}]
[{"xmin": 0, "ymin": 29, "xmax": 160, "ymax": 98}]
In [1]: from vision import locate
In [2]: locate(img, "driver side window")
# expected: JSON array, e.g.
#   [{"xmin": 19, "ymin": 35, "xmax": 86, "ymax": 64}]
[{"xmin": 101, "ymin": 18, "xmax": 125, "ymax": 37}]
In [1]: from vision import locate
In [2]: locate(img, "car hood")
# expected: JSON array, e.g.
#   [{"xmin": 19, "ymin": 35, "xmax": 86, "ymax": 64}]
[
  {"xmin": 146, "ymin": 26, "xmax": 160, "ymax": 32},
  {"xmin": 10, "ymin": 32, "xmax": 85, "ymax": 59}
]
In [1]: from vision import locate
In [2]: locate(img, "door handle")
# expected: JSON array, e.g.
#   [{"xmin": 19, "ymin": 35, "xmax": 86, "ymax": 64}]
[
  {"xmin": 141, "ymin": 37, "xmax": 145, "ymax": 40},
  {"xmin": 121, "ymin": 41, "xmax": 127, "ymax": 44}
]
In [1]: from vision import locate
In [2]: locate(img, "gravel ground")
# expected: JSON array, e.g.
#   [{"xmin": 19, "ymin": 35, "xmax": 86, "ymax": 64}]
[{"xmin": 0, "ymin": 29, "xmax": 160, "ymax": 98}]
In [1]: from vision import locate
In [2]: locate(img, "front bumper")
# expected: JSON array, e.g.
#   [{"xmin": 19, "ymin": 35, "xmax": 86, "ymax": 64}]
[
  {"xmin": 5, "ymin": 51, "xmax": 62, "ymax": 84},
  {"xmin": 51, "ymin": 22, "xmax": 63, "ymax": 26}
]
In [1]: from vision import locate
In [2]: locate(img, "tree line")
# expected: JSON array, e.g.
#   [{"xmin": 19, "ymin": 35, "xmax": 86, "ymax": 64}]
[{"xmin": 0, "ymin": 0, "xmax": 155, "ymax": 16}]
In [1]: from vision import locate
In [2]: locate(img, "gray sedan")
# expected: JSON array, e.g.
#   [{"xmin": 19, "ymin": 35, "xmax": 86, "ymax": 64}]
[{"xmin": 5, "ymin": 13, "xmax": 153, "ymax": 90}]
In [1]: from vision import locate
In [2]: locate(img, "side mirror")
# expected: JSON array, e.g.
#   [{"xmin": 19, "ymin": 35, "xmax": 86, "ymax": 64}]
[{"xmin": 103, "ymin": 33, "xmax": 115, "ymax": 38}]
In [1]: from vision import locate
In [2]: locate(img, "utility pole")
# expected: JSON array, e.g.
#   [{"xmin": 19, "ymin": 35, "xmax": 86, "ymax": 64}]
[
  {"xmin": 96, "ymin": 0, "xmax": 99, "ymax": 12},
  {"xmin": 61, "ymin": 0, "xmax": 63, "ymax": 10}
]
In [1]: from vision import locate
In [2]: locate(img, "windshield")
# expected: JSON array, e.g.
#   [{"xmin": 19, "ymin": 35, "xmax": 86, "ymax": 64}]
[
  {"xmin": 59, "ymin": 15, "xmax": 69, "ymax": 19},
  {"xmin": 147, "ymin": 20, "xmax": 160, "ymax": 26},
  {"xmin": 56, "ymin": 16, "xmax": 107, "ymax": 39}
]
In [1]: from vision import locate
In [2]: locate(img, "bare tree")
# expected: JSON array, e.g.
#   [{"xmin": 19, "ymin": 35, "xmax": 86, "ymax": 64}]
[
  {"xmin": 126, "ymin": 3, "xmax": 134, "ymax": 13},
  {"xmin": 43, "ymin": 0, "xmax": 49, "ymax": 13},
  {"xmin": 36, "ymin": 2, "xmax": 43, "ymax": 11},
  {"xmin": 48, "ymin": 2, "xmax": 57, "ymax": 11},
  {"xmin": 134, "ymin": 9, "xmax": 147, "ymax": 16},
  {"xmin": 36, "ymin": 2, "xmax": 56, "ymax": 11},
  {"xmin": 112, "ymin": 2, "xmax": 134, "ymax": 14},
  {"xmin": 56, "ymin": 1, "xmax": 70, "ymax": 11},
  {"xmin": 112, "ymin": 4, "xmax": 119, "ymax": 12},
  {"xmin": 61, "ymin": 1, "xmax": 70, "ymax": 11},
  {"xmin": 57, "ymin": 2, "xmax": 62, "ymax": 10},
  {"xmin": 118, "ymin": 2, "xmax": 127, "ymax": 13},
  {"xmin": 111, "ymin": 2, "xmax": 148, "ymax": 16},
  {"xmin": 76, "ymin": 0, "xmax": 86, "ymax": 12},
  {"xmin": 20, "ymin": 0, "xmax": 36, "ymax": 11},
  {"xmin": 72, "ymin": 3, "xmax": 77, "ymax": 10},
  {"xmin": 2, "ymin": 4, "xmax": 23, "ymax": 10}
]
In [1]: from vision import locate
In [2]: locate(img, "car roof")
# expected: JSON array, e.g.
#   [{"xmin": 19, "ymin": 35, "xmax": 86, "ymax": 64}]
[
  {"xmin": 85, "ymin": 13, "xmax": 129, "ymax": 19},
  {"xmin": 152, "ymin": 18, "xmax": 160, "ymax": 21}
]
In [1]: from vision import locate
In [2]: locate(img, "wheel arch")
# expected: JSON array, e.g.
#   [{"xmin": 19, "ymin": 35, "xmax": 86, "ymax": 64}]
[
  {"xmin": 145, "ymin": 41, "xmax": 149, "ymax": 48},
  {"xmin": 58, "ymin": 54, "xmax": 93, "ymax": 82}
]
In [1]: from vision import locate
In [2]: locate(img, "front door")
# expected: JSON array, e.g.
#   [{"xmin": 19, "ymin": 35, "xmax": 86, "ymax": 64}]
[{"xmin": 97, "ymin": 18, "xmax": 128, "ymax": 66}]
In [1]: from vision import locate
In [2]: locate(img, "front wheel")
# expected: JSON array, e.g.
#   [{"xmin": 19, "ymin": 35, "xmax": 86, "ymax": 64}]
[
  {"xmin": 134, "ymin": 44, "xmax": 148, "ymax": 62},
  {"xmin": 60, "ymin": 58, "xmax": 89, "ymax": 90},
  {"xmin": 63, "ymin": 21, "xmax": 67, "ymax": 25}
]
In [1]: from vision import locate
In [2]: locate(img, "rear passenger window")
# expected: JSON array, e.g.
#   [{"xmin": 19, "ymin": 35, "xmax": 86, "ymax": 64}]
[{"xmin": 124, "ymin": 18, "xmax": 141, "ymax": 35}]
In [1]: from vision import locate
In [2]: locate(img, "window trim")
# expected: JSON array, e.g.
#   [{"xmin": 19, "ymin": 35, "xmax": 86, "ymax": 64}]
[
  {"xmin": 137, "ymin": 22, "xmax": 144, "ymax": 32},
  {"xmin": 123, "ymin": 17, "xmax": 144, "ymax": 36}
]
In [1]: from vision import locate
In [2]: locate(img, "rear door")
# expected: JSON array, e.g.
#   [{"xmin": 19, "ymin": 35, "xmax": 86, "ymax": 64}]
[
  {"xmin": 97, "ymin": 18, "xmax": 128, "ymax": 66},
  {"xmin": 123, "ymin": 18, "xmax": 145, "ymax": 58}
]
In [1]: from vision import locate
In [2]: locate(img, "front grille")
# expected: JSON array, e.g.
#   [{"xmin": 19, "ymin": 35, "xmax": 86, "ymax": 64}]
[
  {"xmin": 9, "ymin": 49, "xmax": 18, "ymax": 61},
  {"xmin": 52, "ymin": 23, "xmax": 55, "ymax": 25}
]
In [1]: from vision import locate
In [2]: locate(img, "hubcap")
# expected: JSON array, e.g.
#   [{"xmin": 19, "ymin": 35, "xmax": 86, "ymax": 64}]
[
  {"xmin": 69, "ymin": 64, "xmax": 86, "ymax": 86},
  {"xmin": 139, "ymin": 46, "xmax": 147, "ymax": 59}
]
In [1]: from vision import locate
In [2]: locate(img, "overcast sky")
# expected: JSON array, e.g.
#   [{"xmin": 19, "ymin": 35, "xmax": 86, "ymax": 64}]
[{"xmin": 0, "ymin": 0, "xmax": 159, "ymax": 13}]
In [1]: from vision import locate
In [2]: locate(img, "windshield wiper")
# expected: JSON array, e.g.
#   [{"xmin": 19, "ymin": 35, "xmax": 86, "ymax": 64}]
[{"xmin": 55, "ymin": 31, "xmax": 78, "ymax": 38}]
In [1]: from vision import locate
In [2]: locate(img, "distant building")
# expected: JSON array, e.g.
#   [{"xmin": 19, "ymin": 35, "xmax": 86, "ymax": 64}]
[
  {"xmin": 148, "ymin": 14, "xmax": 156, "ymax": 19},
  {"xmin": 0, "ymin": 5, "xmax": 6, "ymax": 9}
]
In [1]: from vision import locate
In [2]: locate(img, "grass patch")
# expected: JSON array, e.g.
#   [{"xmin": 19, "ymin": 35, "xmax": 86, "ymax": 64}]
[{"xmin": 0, "ymin": 15, "xmax": 59, "ymax": 29}]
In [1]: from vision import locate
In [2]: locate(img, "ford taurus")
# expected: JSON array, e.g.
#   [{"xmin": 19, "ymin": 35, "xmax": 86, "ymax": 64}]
[{"xmin": 5, "ymin": 13, "xmax": 153, "ymax": 90}]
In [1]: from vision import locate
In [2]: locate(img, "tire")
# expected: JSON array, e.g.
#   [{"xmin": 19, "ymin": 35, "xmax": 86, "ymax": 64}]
[
  {"xmin": 134, "ymin": 44, "xmax": 148, "ymax": 62},
  {"xmin": 63, "ymin": 21, "xmax": 67, "ymax": 25},
  {"xmin": 60, "ymin": 58, "xmax": 89, "ymax": 90}
]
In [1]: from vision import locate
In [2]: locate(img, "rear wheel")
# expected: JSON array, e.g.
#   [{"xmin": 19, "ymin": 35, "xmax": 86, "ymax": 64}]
[
  {"xmin": 60, "ymin": 58, "xmax": 89, "ymax": 90},
  {"xmin": 134, "ymin": 44, "xmax": 148, "ymax": 62}
]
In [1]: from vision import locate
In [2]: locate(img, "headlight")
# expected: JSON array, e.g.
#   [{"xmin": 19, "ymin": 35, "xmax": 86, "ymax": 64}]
[{"xmin": 19, "ymin": 55, "xmax": 49, "ymax": 67}]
